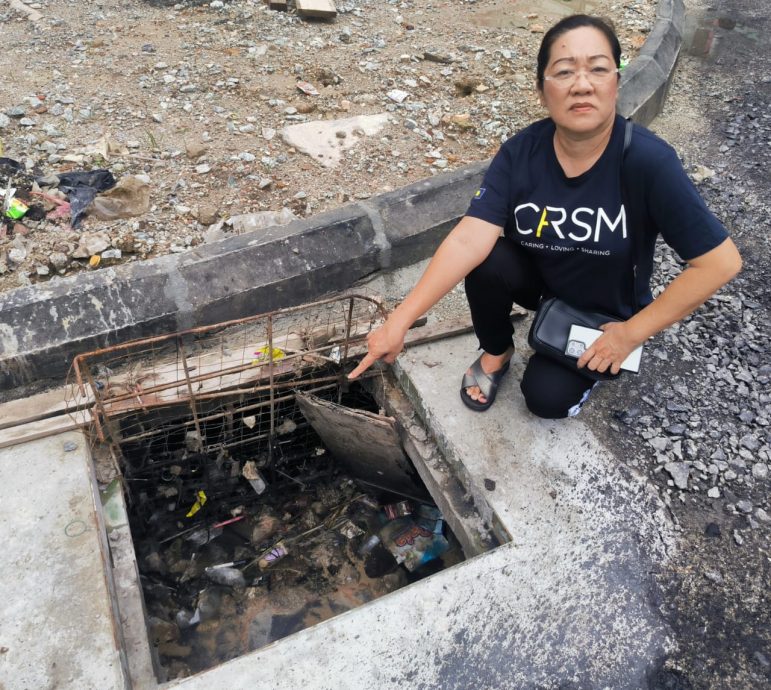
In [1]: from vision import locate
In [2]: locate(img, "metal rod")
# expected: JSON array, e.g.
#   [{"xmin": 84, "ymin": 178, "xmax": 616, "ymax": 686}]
[
  {"xmin": 338, "ymin": 296, "xmax": 356, "ymax": 404},
  {"xmin": 69, "ymin": 294, "xmax": 386, "ymax": 360},
  {"xmin": 71, "ymin": 355, "xmax": 86, "ymax": 398},
  {"xmin": 177, "ymin": 335, "xmax": 205, "ymax": 450},
  {"xmin": 83, "ymin": 365, "xmax": 122, "ymax": 458},
  {"xmin": 267, "ymin": 315, "xmax": 276, "ymax": 482}
]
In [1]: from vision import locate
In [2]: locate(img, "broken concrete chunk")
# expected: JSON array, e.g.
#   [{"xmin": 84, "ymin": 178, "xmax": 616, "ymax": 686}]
[
  {"xmin": 72, "ymin": 232, "xmax": 111, "ymax": 258},
  {"xmin": 295, "ymin": 0, "xmax": 336, "ymax": 19},
  {"xmin": 281, "ymin": 113, "xmax": 390, "ymax": 168},
  {"xmin": 664, "ymin": 462, "xmax": 690, "ymax": 490}
]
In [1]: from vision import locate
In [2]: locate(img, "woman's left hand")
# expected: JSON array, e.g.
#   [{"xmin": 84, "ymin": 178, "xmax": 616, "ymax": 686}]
[{"xmin": 577, "ymin": 321, "xmax": 640, "ymax": 375}]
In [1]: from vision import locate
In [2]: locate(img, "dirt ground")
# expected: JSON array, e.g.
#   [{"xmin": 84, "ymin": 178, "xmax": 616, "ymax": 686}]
[{"xmin": 0, "ymin": 0, "xmax": 654, "ymax": 293}]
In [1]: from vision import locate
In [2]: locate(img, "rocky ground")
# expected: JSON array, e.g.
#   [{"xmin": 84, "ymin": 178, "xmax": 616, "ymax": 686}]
[
  {"xmin": 584, "ymin": 0, "xmax": 771, "ymax": 686},
  {"xmin": 0, "ymin": 0, "xmax": 654, "ymax": 292}
]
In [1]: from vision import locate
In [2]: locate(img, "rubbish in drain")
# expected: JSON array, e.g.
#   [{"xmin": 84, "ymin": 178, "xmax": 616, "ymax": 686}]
[
  {"xmin": 133, "ymin": 473, "xmax": 462, "ymax": 679},
  {"xmin": 121, "ymin": 387, "xmax": 464, "ymax": 681},
  {"xmin": 65, "ymin": 296, "xmax": 487, "ymax": 679}
]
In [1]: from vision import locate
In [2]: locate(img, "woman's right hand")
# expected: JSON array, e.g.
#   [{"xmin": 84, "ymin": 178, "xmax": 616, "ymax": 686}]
[{"xmin": 347, "ymin": 318, "xmax": 407, "ymax": 379}]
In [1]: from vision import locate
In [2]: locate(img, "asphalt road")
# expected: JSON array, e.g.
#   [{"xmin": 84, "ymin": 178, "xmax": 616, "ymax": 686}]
[{"xmin": 585, "ymin": 0, "xmax": 771, "ymax": 688}]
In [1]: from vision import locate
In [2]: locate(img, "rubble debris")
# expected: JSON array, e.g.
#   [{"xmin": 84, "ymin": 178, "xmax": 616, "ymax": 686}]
[
  {"xmin": 0, "ymin": 2, "xmax": 654, "ymax": 294},
  {"xmin": 295, "ymin": 0, "xmax": 337, "ymax": 20},
  {"xmin": 280, "ymin": 114, "xmax": 390, "ymax": 169},
  {"xmin": 8, "ymin": 0, "xmax": 42, "ymax": 22}
]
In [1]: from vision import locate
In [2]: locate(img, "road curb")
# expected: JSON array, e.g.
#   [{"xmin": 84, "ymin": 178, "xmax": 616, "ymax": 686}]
[
  {"xmin": 0, "ymin": 3, "xmax": 685, "ymax": 394},
  {"xmin": 618, "ymin": 0, "xmax": 686, "ymax": 124}
]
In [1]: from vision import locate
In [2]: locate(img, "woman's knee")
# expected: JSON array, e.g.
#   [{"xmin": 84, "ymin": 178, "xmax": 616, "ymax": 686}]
[{"xmin": 520, "ymin": 356, "xmax": 597, "ymax": 419}]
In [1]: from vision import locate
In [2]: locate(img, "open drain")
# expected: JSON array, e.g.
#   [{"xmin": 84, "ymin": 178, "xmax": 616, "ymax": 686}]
[
  {"xmin": 68, "ymin": 295, "xmax": 500, "ymax": 682},
  {"xmin": 121, "ymin": 381, "xmax": 462, "ymax": 679}
]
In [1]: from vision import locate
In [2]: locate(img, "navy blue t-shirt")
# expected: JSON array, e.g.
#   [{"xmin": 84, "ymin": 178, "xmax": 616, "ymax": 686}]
[{"xmin": 466, "ymin": 114, "xmax": 729, "ymax": 318}]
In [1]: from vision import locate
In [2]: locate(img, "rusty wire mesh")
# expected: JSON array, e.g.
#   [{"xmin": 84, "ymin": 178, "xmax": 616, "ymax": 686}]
[{"xmin": 65, "ymin": 294, "xmax": 386, "ymax": 463}]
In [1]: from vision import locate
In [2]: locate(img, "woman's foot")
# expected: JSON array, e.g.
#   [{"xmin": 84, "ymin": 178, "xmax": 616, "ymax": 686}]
[{"xmin": 460, "ymin": 347, "xmax": 515, "ymax": 411}]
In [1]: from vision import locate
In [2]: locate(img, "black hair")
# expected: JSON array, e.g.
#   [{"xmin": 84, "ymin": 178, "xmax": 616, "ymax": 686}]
[{"xmin": 536, "ymin": 15, "xmax": 621, "ymax": 90}]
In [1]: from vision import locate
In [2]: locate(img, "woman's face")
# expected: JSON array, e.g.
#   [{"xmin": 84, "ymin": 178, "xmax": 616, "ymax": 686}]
[{"xmin": 538, "ymin": 26, "xmax": 618, "ymax": 137}]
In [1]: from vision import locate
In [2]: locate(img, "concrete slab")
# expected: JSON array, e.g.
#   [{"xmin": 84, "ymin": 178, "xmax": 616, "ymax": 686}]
[
  {"xmin": 0, "ymin": 430, "xmax": 126, "ymax": 689},
  {"xmin": 281, "ymin": 114, "xmax": 390, "ymax": 168}
]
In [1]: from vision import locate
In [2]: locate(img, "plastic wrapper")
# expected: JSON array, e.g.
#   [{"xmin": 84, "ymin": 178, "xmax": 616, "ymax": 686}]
[
  {"xmin": 379, "ymin": 517, "xmax": 449, "ymax": 572},
  {"xmin": 416, "ymin": 504, "xmax": 444, "ymax": 534},
  {"xmin": 204, "ymin": 566, "xmax": 246, "ymax": 588}
]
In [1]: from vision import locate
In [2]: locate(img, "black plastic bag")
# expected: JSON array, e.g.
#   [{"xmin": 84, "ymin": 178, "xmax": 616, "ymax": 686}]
[{"xmin": 56, "ymin": 169, "xmax": 116, "ymax": 227}]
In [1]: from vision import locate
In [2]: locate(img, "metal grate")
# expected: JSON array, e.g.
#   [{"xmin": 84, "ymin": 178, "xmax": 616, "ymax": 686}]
[{"xmin": 66, "ymin": 294, "xmax": 386, "ymax": 464}]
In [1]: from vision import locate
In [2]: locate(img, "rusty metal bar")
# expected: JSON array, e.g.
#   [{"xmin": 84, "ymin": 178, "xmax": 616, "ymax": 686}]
[
  {"xmin": 71, "ymin": 355, "xmax": 87, "ymax": 398},
  {"xmin": 90, "ymin": 332, "xmax": 369, "ymax": 408},
  {"xmin": 177, "ymin": 335, "xmax": 205, "ymax": 450},
  {"xmin": 338, "ymin": 296, "xmax": 356, "ymax": 404},
  {"xmin": 69, "ymin": 294, "xmax": 386, "ymax": 361},
  {"xmin": 267, "ymin": 315, "xmax": 276, "ymax": 479},
  {"xmin": 70, "ymin": 294, "xmax": 387, "ymax": 451},
  {"xmin": 83, "ymin": 365, "xmax": 121, "ymax": 457}
]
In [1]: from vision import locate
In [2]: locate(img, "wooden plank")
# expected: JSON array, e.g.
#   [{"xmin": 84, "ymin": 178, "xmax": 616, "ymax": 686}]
[
  {"xmin": 0, "ymin": 415, "xmax": 84, "ymax": 449},
  {"xmin": 295, "ymin": 0, "xmax": 336, "ymax": 19},
  {"xmin": 0, "ymin": 386, "xmax": 92, "ymax": 431}
]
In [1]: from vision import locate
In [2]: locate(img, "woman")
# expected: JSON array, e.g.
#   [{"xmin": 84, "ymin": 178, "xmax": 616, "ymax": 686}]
[{"xmin": 348, "ymin": 14, "xmax": 741, "ymax": 419}]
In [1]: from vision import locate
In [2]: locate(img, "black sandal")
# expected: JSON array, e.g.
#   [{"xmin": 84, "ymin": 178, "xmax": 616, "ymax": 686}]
[{"xmin": 460, "ymin": 355, "xmax": 511, "ymax": 412}]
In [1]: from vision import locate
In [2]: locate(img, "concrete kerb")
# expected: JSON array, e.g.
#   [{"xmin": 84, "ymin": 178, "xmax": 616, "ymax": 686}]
[
  {"xmin": 0, "ymin": 166, "xmax": 484, "ymax": 393},
  {"xmin": 618, "ymin": 0, "xmax": 686, "ymax": 122},
  {"xmin": 0, "ymin": 1, "xmax": 684, "ymax": 394}
]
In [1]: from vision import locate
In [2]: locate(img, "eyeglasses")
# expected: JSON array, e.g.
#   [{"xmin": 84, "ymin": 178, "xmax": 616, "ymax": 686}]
[{"xmin": 543, "ymin": 66, "xmax": 620, "ymax": 86}]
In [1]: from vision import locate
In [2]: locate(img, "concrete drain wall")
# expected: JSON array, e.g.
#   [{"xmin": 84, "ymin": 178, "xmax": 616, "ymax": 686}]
[{"xmin": 76, "ymin": 295, "xmax": 501, "ymax": 685}]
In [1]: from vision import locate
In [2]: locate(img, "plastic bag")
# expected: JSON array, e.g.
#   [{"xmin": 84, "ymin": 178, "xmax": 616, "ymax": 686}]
[
  {"xmin": 56, "ymin": 169, "xmax": 117, "ymax": 227},
  {"xmin": 89, "ymin": 175, "xmax": 151, "ymax": 220}
]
